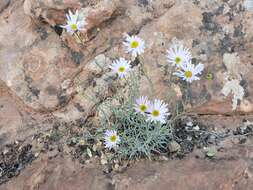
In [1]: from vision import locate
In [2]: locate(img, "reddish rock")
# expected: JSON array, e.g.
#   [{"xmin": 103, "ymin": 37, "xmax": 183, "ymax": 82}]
[
  {"xmin": 113, "ymin": 157, "xmax": 253, "ymax": 190},
  {"xmin": 2, "ymin": 156, "xmax": 110, "ymax": 190},
  {"xmin": 2, "ymin": 149, "xmax": 253, "ymax": 190},
  {"xmin": 0, "ymin": 0, "xmax": 9, "ymax": 13},
  {"xmin": 0, "ymin": 1, "xmax": 253, "ymax": 189}
]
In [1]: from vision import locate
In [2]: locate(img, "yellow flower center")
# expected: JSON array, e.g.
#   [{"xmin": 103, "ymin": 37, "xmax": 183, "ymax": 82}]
[
  {"xmin": 118, "ymin": 67, "xmax": 125, "ymax": 73},
  {"xmin": 110, "ymin": 135, "xmax": 117, "ymax": 142},
  {"xmin": 206, "ymin": 73, "xmax": 213, "ymax": 80},
  {"xmin": 71, "ymin": 23, "xmax": 78, "ymax": 31},
  {"xmin": 175, "ymin": 56, "xmax": 182, "ymax": 64},
  {"xmin": 139, "ymin": 104, "xmax": 147, "ymax": 112},
  {"xmin": 185, "ymin": 71, "xmax": 193, "ymax": 78},
  {"xmin": 152, "ymin": 110, "xmax": 160, "ymax": 117},
  {"xmin": 131, "ymin": 41, "xmax": 139, "ymax": 48}
]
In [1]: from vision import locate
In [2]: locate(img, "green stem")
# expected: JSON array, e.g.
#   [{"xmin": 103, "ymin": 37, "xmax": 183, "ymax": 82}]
[
  {"xmin": 169, "ymin": 66, "xmax": 175, "ymax": 88},
  {"xmin": 187, "ymin": 82, "xmax": 191, "ymax": 105}
]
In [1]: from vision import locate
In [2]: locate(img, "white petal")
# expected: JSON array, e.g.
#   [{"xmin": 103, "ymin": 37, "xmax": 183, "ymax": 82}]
[{"xmin": 194, "ymin": 63, "xmax": 204, "ymax": 75}]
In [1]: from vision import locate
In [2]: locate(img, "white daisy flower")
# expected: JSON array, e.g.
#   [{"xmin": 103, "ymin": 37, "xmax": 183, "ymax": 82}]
[
  {"xmin": 123, "ymin": 34, "xmax": 145, "ymax": 57},
  {"xmin": 134, "ymin": 96, "xmax": 151, "ymax": 115},
  {"xmin": 104, "ymin": 130, "xmax": 120, "ymax": 150},
  {"xmin": 167, "ymin": 42, "xmax": 192, "ymax": 67},
  {"xmin": 110, "ymin": 58, "xmax": 131, "ymax": 78},
  {"xmin": 174, "ymin": 62, "xmax": 204, "ymax": 83},
  {"xmin": 147, "ymin": 99, "xmax": 170, "ymax": 124},
  {"xmin": 61, "ymin": 10, "xmax": 87, "ymax": 34}
]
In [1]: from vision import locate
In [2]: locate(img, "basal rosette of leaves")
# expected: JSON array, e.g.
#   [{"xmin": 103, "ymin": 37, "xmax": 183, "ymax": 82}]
[
  {"xmin": 110, "ymin": 97, "xmax": 172, "ymax": 159},
  {"xmin": 99, "ymin": 72, "xmax": 172, "ymax": 159}
]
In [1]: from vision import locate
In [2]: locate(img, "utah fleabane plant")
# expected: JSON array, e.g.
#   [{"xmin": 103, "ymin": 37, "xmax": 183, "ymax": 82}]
[
  {"xmin": 98, "ymin": 71, "xmax": 172, "ymax": 159},
  {"xmin": 174, "ymin": 62, "xmax": 204, "ymax": 83},
  {"xmin": 110, "ymin": 58, "xmax": 131, "ymax": 78},
  {"xmin": 61, "ymin": 10, "xmax": 87, "ymax": 34},
  {"xmin": 147, "ymin": 99, "xmax": 170, "ymax": 124},
  {"xmin": 123, "ymin": 34, "xmax": 145, "ymax": 57},
  {"xmin": 104, "ymin": 130, "xmax": 121, "ymax": 150},
  {"xmin": 167, "ymin": 40, "xmax": 192, "ymax": 67}
]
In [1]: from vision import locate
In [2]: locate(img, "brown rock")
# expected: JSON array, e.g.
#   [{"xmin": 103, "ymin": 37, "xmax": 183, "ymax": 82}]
[
  {"xmin": 23, "ymin": 0, "xmax": 120, "ymax": 28},
  {"xmin": 0, "ymin": 0, "xmax": 253, "ymax": 132},
  {"xmin": 0, "ymin": 0, "xmax": 80, "ymax": 111},
  {"xmin": 2, "ymin": 156, "xmax": 110, "ymax": 190},
  {"xmin": 1, "ymin": 2, "xmax": 253, "ymax": 190},
  {"xmin": 0, "ymin": 80, "xmax": 51, "ymax": 149},
  {"xmin": 113, "ymin": 157, "xmax": 253, "ymax": 190},
  {"xmin": 0, "ymin": 89, "xmax": 22, "ymax": 147},
  {"xmin": 2, "ymin": 151, "xmax": 253, "ymax": 190},
  {"xmin": 0, "ymin": 0, "xmax": 9, "ymax": 13}
]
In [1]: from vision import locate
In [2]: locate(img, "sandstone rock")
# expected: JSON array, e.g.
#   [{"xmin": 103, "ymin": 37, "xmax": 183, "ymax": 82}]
[
  {"xmin": 0, "ymin": 0, "xmax": 253, "ymax": 152},
  {"xmin": 0, "ymin": 0, "xmax": 253, "ymax": 135},
  {"xmin": 0, "ymin": 80, "xmax": 51, "ymax": 149},
  {"xmin": 24, "ymin": 0, "xmax": 121, "ymax": 29},
  {"xmin": 0, "ymin": 0, "xmax": 9, "ymax": 13},
  {"xmin": 0, "ymin": 88, "xmax": 22, "ymax": 147},
  {"xmin": 2, "ymin": 156, "xmax": 110, "ymax": 190},
  {"xmin": 2, "ymin": 150, "xmax": 253, "ymax": 190},
  {"xmin": 113, "ymin": 156, "xmax": 253, "ymax": 190},
  {"xmin": 0, "ymin": 0, "xmax": 81, "ymax": 111},
  {"xmin": 1, "ymin": 2, "xmax": 253, "ymax": 189},
  {"xmin": 135, "ymin": 0, "xmax": 202, "ymax": 102}
]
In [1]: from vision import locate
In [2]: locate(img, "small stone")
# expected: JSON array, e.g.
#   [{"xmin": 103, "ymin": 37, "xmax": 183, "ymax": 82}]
[
  {"xmin": 160, "ymin": 156, "xmax": 169, "ymax": 161},
  {"xmin": 193, "ymin": 125, "xmax": 200, "ymax": 131},
  {"xmin": 61, "ymin": 79, "xmax": 71, "ymax": 90},
  {"xmin": 186, "ymin": 121, "xmax": 193, "ymax": 127},
  {"xmin": 78, "ymin": 139, "xmax": 86, "ymax": 146},
  {"xmin": 101, "ymin": 159, "xmax": 107, "ymax": 165},
  {"xmin": 3, "ymin": 148, "xmax": 9, "ymax": 155},
  {"xmin": 92, "ymin": 144, "xmax": 97, "ymax": 152},
  {"xmin": 114, "ymin": 163, "xmax": 119, "ymax": 170},
  {"xmin": 34, "ymin": 152, "xmax": 40, "ymax": 157},
  {"xmin": 86, "ymin": 148, "xmax": 92, "ymax": 158},
  {"xmin": 168, "ymin": 141, "xmax": 181, "ymax": 153},
  {"xmin": 187, "ymin": 136, "xmax": 193, "ymax": 141},
  {"xmin": 100, "ymin": 153, "xmax": 108, "ymax": 165}
]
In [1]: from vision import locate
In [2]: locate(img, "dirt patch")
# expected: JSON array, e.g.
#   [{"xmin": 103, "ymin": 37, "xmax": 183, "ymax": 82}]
[
  {"xmin": 172, "ymin": 118, "xmax": 253, "ymax": 158},
  {"xmin": 0, "ymin": 142, "xmax": 35, "ymax": 185},
  {"xmin": 81, "ymin": 0, "xmax": 103, "ymax": 7}
]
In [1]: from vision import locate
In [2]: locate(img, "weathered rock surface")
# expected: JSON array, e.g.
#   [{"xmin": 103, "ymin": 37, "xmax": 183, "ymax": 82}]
[
  {"xmin": 1, "ymin": 0, "xmax": 253, "ymax": 189},
  {"xmin": 1, "ymin": 0, "xmax": 253, "ymax": 121},
  {"xmin": 0, "ymin": 0, "xmax": 9, "ymax": 13},
  {"xmin": 0, "ymin": 80, "xmax": 52, "ymax": 147},
  {"xmin": 2, "ymin": 146, "xmax": 253, "ymax": 190},
  {"xmin": 1, "ymin": 156, "xmax": 111, "ymax": 190},
  {"xmin": 113, "ymin": 158, "xmax": 253, "ymax": 190}
]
